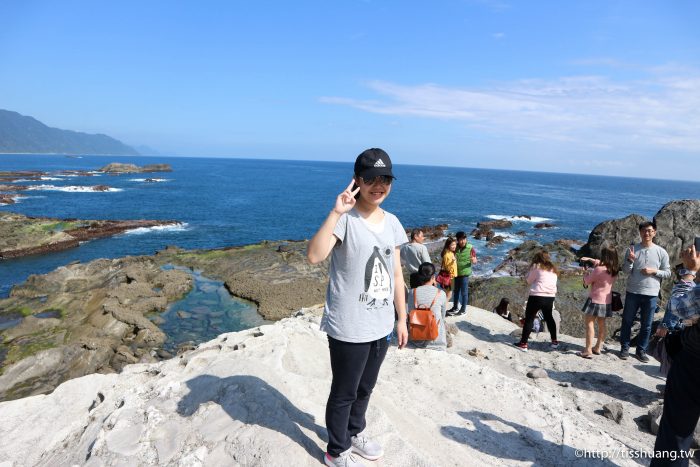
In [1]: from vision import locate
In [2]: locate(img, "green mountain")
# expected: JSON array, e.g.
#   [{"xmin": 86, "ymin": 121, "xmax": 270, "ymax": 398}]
[{"xmin": 0, "ymin": 109, "xmax": 139, "ymax": 155}]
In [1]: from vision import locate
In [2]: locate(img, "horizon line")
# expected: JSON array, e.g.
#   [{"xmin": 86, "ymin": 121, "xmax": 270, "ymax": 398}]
[{"xmin": 2, "ymin": 152, "xmax": 699, "ymax": 185}]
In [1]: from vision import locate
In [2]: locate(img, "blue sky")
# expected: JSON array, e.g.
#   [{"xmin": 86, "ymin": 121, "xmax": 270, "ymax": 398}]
[{"xmin": 1, "ymin": 0, "xmax": 699, "ymax": 180}]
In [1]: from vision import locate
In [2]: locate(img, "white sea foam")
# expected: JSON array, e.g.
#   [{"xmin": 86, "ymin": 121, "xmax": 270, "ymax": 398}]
[
  {"xmin": 25, "ymin": 185, "xmax": 123, "ymax": 193},
  {"xmin": 129, "ymin": 178, "xmax": 169, "ymax": 182},
  {"xmin": 122, "ymin": 223, "xmax": 189, "ymax": 235},
  {"xmin": 486, "ymin": 214, "xmax": 552, "ymax": 223},
  {"xmin": 40, "ymin": 177, "xmax": 62, "ymax": 181}
]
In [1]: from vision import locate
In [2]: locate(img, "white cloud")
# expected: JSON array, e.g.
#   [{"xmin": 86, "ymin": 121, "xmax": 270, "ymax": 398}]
[{"xmin": 320, "ymin": 69, "xmax": 700, "ymax": 154}]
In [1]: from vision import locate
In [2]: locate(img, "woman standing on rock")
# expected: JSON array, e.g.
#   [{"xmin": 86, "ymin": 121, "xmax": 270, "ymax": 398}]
[
  {"xmin": 514, "ymin": 250, "xmax": 559, "ymax": 352},
  {"xmin": 307, "ymin": 148, "xmax": 408, "ymax": 467},
  {"xmin": 438, "ymin": 237, "xmax": 457, "ymax": 304},
  {"xmin": 578, "ymin": 247, "xmax": 620, "ymax": 358}
]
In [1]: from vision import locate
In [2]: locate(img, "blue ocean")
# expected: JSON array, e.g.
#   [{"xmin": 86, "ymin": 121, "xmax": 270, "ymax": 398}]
[{"xmin": 2, "ymin": 154, "xmax": 699, "ymax": 299}]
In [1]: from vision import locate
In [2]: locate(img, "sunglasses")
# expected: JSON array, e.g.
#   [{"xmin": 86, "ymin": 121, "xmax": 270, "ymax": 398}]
[{"xmin": 361, "ymin": 175, "xmax": 393, "ymax": 186}]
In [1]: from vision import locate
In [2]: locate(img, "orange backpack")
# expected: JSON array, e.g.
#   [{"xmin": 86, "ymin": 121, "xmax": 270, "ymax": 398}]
[{"xmin": 408, "ymin": 289, "xmax": 441, "ymax": 341}]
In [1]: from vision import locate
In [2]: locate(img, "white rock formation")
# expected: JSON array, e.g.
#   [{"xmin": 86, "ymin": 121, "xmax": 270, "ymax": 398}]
[{"xmin": 0, "ymin": 306, "xmax": 663, "ymax": 466}]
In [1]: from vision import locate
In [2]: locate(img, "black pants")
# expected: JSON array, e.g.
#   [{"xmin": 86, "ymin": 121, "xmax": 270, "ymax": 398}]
[
  {"xmin": 519, "ymin": 295, "xmax": 557, "ymax": 344},
  {"xmin": 326, "ymin": 335, "xmax": 389, "ymax": 457},
  {"xmin": 651, "ymin": 350, "xmax": 700, "ymax": 466}
]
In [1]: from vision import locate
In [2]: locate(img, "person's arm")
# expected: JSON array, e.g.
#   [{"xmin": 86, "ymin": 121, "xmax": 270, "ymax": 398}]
[
  {"xmin": 526, "ymin": 266, "xmax": 537, "ymax": 285},
  {"xmin": 307, "ymin": 180, "xmax": 359, "ymax": 264},
  {"xmin": 394, "ymin": 247, "xmax": 408, "ymax": 349},
  {"xmin": 470, "ymin": 246, "xmax": 478, "ymax": 265},
  {"xmin": 583, "ymin": 267, "xmax": 595, "ymax": 286},
  {"xmin": 580, "ymin": 257, "xmax": 601, "ymax": 266},
  {"xmin": 422, "ymin": 245, "xmax": 431, "ymax": 264},
  {"xmin": 656, "ymin": 249, "xmax": 672, "ymax": 279}
]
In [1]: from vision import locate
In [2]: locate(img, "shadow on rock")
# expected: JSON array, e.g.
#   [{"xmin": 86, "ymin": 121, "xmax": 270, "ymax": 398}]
[
  {"xmin": 547, "ymin": 370, "xmax": 660, "ymax": 407},
  {"xmin": 441, "ymin": 410, "xmax": 617, "ymax": 467},
  {"xmin": 177, "ymin": 374, "xmax": 326, "ymax": 459},
  {"xmin": 631, "ymin": 363, "xmax": 666, "ymax": 381},
  {"xmin": 455, "ymin": 320, "xmax": 515, "ymax": 345}
]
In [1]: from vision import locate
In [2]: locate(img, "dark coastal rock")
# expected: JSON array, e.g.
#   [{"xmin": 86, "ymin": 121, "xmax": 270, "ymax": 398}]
[
  {"xmin": 577, "ymin": 213, "xmax": 647, "ymax": 262},
  {"xmin": 0, "ymin": 194, "xmax": 17, "ymax": 205},
  {"xmin": 554, "ymin": 239, "xmax": 584, "ymax": 251},
  {"xmin": 0, "ymin": 184, "xmax": 28, "ymax": 192},
  {"xmin": 0, "ymin": 170, "xmax": 45, "ymax": 182},
  {"xmin": 56, "ymin": 170, "xmax": 95, "ymax": 177},
  {"xmin": 471, "ymin": 228, "xmax": 490, "ymax": 240},
  {"xmin": 99, "ymin": 163, "xmax": 172, "ymax": 173},
  {"xmin": 406, "ymin": 224, "xmax": 448, "ymax": 241},
  {"xmin": 486, "ymin": 236, "xmax": 505, "ymax": 247},
  {"xmin": 578, "ymin": 200, "xmax": 700, "ymax": 303},
  {"xmin": 515, "ymin": 230, "xmax": 527, "ymax": 236},
  {"xmin": 477, "ymin": 219, "xmax": 513, "ymax": 230},
  {"xmin": 603, "ymin": 402, "xmax": 624, "ymax": 423},
  {"xmin": 492, "ymin": 239, "xmax": 577, "ymax": 277},
  {"xmin": 92, "ymin": 185, "xmax": 111, "ymax": 192},
  {"xmin": 534, "ymin": 223, "xmax": 556, "ymax": 229},
  {"xmin": 0, "ymin": 212, "xmax": 181, "ymax": 259},
  {"xmin": 0, "ymin": 257, "xmax": 193, "ymax": 400},
  {"xmin": 653, "ymin": 200, "xmax": 700, "ymax": 267}
]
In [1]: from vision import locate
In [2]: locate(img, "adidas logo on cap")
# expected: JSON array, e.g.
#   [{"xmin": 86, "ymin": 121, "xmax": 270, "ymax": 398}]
[{"xmin": 374, "ymin": 159, "xmax": 386, "ymax": 168}]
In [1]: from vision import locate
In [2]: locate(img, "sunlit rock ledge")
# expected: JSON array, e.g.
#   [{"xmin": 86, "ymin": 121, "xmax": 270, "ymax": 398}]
[{"xmin": 0, "ymin": 305, "xmax": 662, "ymax": 466}]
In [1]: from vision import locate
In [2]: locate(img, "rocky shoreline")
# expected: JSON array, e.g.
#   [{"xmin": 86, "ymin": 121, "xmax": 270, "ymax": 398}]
[
  {"xmin": 0, "ymin": 163, "xmax": 172, "ymax": 204},
  {"xmin": 0, "ymin": 211, "xmax": 182, "ymax": 259},
  {"xmin": 0, "ymin": 240, "xmax": 328, "ymax": 400},
  {"xmin": 0, "ymin": 200, "xmax": 697, "ymax": 403}
]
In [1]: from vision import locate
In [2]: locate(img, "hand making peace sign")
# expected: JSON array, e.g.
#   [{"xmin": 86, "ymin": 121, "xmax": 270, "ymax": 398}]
[{"xmin": 333, "ymin": 179, "xmax": 360, "ymax": 215}]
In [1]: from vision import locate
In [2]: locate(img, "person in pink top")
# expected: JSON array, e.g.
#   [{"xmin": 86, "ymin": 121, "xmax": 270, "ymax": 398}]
[
  {"xmin": 578, "ymin": 247, "xmax": 620, "ymax": 358},
  {"xmin": 514, "ymin": 251, "xmax": 559, "ymax": 352}
]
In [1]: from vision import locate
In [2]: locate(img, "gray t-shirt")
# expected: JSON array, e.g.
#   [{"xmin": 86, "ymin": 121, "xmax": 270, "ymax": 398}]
[
  {"xmin": 321, "ymin": 208, "xmax": 408, "ymax": 343},
  {"xmin": 407, "ymin": 285, "xmax": 447, "ymax": 350},
  {"xmin": 624, "ymin": 243, "xmax": 671, "ymax": 296},
  {"xmin": 400, "ymin": 242, "xmax": 431, "ymax": 274}
]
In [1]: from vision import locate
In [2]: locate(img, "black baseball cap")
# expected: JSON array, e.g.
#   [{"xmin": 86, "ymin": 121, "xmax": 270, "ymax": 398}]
[{"xmin": 354, "ymin": 148, "xmax": 395, "ymax": 180}]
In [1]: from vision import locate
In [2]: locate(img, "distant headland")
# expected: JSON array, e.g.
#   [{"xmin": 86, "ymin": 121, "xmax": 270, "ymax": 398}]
[{"xmin": 0, "ymin": 109, "xmax": 139, "ymax": 156}]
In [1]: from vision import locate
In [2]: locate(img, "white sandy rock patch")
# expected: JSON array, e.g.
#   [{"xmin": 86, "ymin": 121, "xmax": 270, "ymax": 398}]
[{"xmin": 0, "ymin": 306, "xmax": 662, "ymax": 466}]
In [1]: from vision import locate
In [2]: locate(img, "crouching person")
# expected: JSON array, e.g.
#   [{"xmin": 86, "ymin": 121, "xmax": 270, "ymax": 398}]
[{"xmin": 407, "ymin": 262, "xmax": 448, "ymax": 351}]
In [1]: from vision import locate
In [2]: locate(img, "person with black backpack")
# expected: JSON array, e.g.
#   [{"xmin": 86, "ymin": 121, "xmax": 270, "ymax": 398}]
[{"xmin": 407, "ymin": 262, "xmax": 448, "ymax": 350}]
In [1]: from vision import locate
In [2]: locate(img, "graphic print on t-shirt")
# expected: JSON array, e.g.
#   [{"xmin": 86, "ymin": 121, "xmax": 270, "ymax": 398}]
[{"xmin": 362, "ymin": 246, "xmax": 393, "ymax": 309}]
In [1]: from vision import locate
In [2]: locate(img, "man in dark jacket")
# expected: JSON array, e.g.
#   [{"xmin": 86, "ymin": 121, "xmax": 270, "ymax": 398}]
[{"xmin": 651, "ymin": 244, "xmax": 699, "ymax": 467}]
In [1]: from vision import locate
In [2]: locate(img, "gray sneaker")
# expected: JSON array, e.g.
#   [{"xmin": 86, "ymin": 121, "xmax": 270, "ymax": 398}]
[
  {"xmin": 636, "ymin": 350, "xmax": 650, "ymax": 363},
  {"xmin": 619, "ymin": 348, "xmax": 629, "ymax": 360},
  {"xmin": 324, "ymin": 448, "xmax": 366, "ymax": 467},
  {"xmin": 351, "ymin": 432, "xmax": 384, "ymax": 461}
]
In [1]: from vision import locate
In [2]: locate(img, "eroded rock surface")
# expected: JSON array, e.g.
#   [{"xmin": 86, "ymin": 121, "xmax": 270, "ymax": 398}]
[
  {"xmin": 0, "ymin": 240, "xmax": 327, "ymax": 400},
  {"xmin": 0, "ymin": 211, "xmax": 180, "ymax": 259},
  {"xmin": 0, "ymin": 258, "xmax": 193, "ymax": 400}
]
